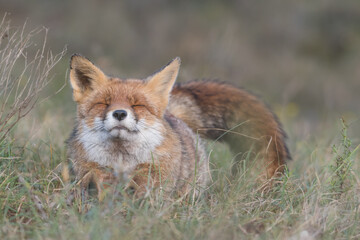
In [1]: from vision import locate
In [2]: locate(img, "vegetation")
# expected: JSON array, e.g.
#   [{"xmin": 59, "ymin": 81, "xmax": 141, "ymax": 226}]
[
  {"xmin": 0, "ymin": 15, "xmax": 65, "ymax": 143},
  {"xmin": 0, "ymin": 117, "xmax": 359, "ymax": 239},
  {"xmin": 0, "ymin": 1, "xmax": 359, "ymax": 239}
]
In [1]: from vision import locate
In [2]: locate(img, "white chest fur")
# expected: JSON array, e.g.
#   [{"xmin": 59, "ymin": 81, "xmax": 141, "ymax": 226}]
[{"xmin": 78, "ymin": 118, "xmax": 164, "ymax": 174}]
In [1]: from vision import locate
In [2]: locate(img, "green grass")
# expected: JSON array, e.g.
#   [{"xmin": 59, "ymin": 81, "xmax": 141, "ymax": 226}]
[
  {"xmin": 1, "ymin": 3, "xmax": 360, "ymax": 238},
  {"xmin": 0, "ymin": 117, "xmax": 359, "ymax": 240}
]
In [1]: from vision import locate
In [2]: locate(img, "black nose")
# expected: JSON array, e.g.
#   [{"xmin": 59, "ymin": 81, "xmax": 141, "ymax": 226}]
[{"xmin": 113, "ymin": 110, "xmax": 127, "ymax": 121}]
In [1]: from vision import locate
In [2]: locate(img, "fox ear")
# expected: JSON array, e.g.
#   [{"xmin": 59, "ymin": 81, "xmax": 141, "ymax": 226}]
[
  {"xmin": 145, "ymin": 57, "xmax": 181, "ymax": 114},
  {"xmin": 69, "ymin": 54, "xmax": 108, "ymax": 102}
]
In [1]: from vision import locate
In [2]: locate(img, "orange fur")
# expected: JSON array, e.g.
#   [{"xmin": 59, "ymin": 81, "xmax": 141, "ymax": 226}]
[
  {"xmin": 170, "ymin": 81, "xmax": 291, "ymax": 179},
  {"xmin": 67, "ymin": 55, "xmax": 209, "ymax": 200},
  {"xmin": 67, "ymin": 55, "xmax": 290, "ymax": 201}
]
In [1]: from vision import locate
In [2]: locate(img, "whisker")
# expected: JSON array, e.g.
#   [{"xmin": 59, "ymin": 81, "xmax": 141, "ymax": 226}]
[
  {"xmin": 137, "ymin": 122, "xmax": 162, "ymax": 132},
  {"xmin": 135, "ymin": 126, "xmax": 153, "ymax": 149}
]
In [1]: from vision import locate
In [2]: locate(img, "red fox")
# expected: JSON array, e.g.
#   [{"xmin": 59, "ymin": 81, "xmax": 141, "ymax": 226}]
[{"xmin": 67, "ymin": 54, "xmax": 290, "ymax": 199}]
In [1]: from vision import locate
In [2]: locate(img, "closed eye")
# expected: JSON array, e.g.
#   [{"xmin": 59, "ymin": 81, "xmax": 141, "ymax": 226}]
[
  {"xmin": 91, "ymin": 102, "xmax": 108, "ymax": 109},
  {"xmin": 88, "ymin": 102, "xmax": 109, "ymax": 114},
  {"xmin": 132, "ymin": 105, "xmax": 145, "ymax": 108},
  {"xmin": 96, "ymin": 102, "xmax": 108, "ymax": 106}
]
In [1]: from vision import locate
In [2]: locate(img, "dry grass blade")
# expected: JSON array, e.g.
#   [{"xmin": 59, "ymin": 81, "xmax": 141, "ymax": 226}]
[{"xmin": 0, "ymin": 15, "xmax": 66, "ymax": 143}]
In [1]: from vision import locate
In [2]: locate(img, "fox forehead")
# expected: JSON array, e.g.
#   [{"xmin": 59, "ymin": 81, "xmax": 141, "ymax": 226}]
[{"xmin": 82, "ymin": 78, "xmax": 148, "ymax": 103}]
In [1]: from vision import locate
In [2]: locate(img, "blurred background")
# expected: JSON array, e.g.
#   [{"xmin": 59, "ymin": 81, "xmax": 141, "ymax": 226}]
[{"xmin": 1, "ymin": 0, "xmax": 359, "ymax": 155}]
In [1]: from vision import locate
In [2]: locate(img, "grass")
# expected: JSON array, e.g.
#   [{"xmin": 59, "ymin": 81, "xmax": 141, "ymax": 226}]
[
  {"xmin": 0, "ymin": 116, "xmax": 359, "ymax": 239},
  {"xmin": 0, "ymin": 7, "xmax": 360, "ymax": 238}
]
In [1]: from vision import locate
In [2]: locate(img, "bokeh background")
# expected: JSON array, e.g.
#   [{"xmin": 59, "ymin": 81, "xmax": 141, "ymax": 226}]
[{"xmin": 1, "ymin": 0, "xmax": 360, "ymax": 156}]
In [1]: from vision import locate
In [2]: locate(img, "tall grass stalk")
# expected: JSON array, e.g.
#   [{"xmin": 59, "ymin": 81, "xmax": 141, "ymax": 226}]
[{"xmin": 0, "ymin": 15, "xmax": 66, "ymax": 143}]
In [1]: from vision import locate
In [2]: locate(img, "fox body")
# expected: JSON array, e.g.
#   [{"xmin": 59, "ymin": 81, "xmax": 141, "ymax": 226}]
[
  {"xmin": 67, "ymin": 55, "xmax": 290, "ymax": 199},
  {"xmin": 170, "ymin": 81, "xmax": 290, "ymax": 178},
  {"xmin": 67, "ymin": 55, "xmax": 209, "ymax": 197}
]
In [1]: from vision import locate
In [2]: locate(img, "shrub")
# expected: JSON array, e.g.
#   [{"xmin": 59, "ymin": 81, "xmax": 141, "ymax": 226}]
[{"xmin": 0, "ymin": 15, "xmax": 65, "ymax": 143}]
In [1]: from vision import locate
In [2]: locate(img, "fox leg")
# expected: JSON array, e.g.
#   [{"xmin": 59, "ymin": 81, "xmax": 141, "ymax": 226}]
[
  {"xmin": 127, "ymin": 163, "xmax": 168, "ymax": 198},
  {"xmin": 78, "ymin": 167, "xmax": 115, "ymax": 202}
]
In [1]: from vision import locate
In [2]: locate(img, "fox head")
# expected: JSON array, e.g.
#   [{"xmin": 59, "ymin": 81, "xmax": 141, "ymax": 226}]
[{"xmin": 69, "ymin": 54, "xmax": 180, "ymax": 143}]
